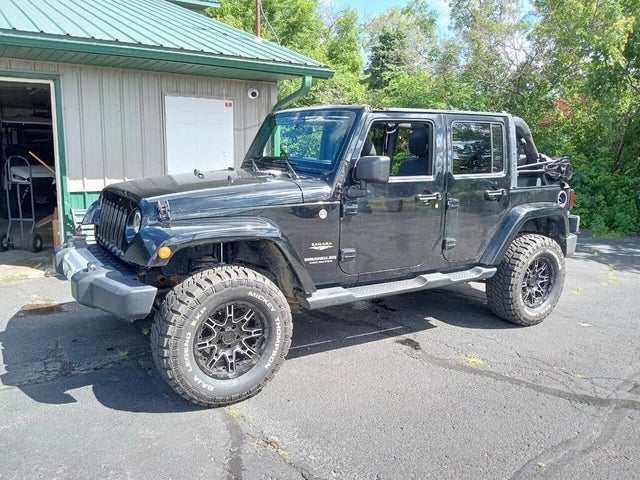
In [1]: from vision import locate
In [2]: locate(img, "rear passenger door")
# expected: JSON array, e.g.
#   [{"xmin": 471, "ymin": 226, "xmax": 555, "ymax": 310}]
[{"xmin": 443, "ymin": 115, "xmax": 511, "ymax": 264}]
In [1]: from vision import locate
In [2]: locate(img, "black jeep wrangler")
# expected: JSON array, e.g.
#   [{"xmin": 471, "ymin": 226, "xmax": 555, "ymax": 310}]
[{"xmin": 55, "ymin": 106, "xmax": 579, "ymax": 406}]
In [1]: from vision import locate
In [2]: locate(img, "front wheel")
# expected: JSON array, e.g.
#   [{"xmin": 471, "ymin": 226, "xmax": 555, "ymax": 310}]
[
  {"xmin": 486, "ymin": 234, "xmax": 565, "ymax": 326},
  {"xmin": 151, "ymin": 265, "xmax": 292, "ymax": 407},
  {"xmin": 30, "ymin": 233, "xmax": 43, "ymax": 253}
]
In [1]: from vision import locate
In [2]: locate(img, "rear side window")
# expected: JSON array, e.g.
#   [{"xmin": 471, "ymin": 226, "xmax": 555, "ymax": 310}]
[{"xmin": 452, "ymin": 122, "xmax": 505, "ymax": 175}]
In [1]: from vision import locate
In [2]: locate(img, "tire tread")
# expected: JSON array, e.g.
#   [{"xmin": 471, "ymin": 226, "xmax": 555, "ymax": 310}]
[
  {"xmin": 486, "ymin": 234, "xmax": 564, "ymax": 326},
  {"xmin": 150, "ymin": 265, "xmax": 292, "ymax": 407}
]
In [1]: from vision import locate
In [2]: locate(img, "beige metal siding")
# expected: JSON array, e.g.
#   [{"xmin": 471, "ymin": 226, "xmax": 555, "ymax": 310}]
[{"xmin": 0, "ymin": 58, "xmax": 278, "ymax": 192}]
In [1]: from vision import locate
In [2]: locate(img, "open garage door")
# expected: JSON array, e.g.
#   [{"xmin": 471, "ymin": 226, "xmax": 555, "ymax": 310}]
[{"xmin": 0, "ymin": 79, "xmax": 59, "ymax": 251}]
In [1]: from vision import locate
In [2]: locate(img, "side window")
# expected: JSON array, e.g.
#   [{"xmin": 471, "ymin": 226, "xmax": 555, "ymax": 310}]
[
  {"xmin": 452, "ymin": 122, "xmax": 505, "ymax": 175},
  {"xmin": 362, "ymin": 122, "xmax": 433, "ymax": 177}
]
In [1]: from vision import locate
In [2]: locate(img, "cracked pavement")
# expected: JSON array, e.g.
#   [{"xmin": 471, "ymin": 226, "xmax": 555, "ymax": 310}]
[{"xmin": 1, "ymin": 233, "xmax": 639, "ymax": 479}]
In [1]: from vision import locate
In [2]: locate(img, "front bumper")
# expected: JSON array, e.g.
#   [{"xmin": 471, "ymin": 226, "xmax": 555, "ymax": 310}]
[{"xmin": 54, "ymin": 237, "xmax": 157, "ymax": 320}]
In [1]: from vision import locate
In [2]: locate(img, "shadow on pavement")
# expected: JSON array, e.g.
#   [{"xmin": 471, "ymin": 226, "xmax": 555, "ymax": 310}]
[
  {"xmin": 1, "ymin": 282, "xmax": 514, "ymax": 410},
  {"xmin": 575, "ymin": 231, "xmax": 640, "ymax": 273},
  {"xmin": 0, "ymin": 304, "xmax": 202, "ymax": 413},
  {"xmin": 287, "ymin": 282, "xmax": 515, "ymax": 360}
]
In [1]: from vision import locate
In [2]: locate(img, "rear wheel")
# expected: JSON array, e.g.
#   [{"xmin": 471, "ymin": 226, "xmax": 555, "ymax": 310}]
[
  {"xmin": 486, "ymin": 234, "xmax": 565, "ymax": 326},
  {"xmin": 151, "ymin": 265, "xmax": 292, "ymax": 407}
]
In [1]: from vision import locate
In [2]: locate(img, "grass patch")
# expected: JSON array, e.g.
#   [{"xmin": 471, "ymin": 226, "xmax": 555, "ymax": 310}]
[
  {"xmin": 0, "ymin": 273, "xmax": 30, "ymax": 281},
  {"xmin": 226, "ymin": 407, "xmax": 243, "ymax": 419}
]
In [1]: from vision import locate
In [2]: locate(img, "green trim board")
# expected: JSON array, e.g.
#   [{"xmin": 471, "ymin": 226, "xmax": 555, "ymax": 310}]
[
  {"xmin": 167, "ymin": 0, "xmax": 221, "ymax": 9},
  {"xmin": 68, "ymin": 192, "xmax": 100, "ymax": 210},
  {"xmin": 0, "ymin": 69, "xmax": 73, "ymax": 237}
]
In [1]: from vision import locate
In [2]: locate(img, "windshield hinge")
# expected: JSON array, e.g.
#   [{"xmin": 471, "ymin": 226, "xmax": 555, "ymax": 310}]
[
  {"xmin": 157, "ymin": 200, "xmax": 171, "ymax": 222},
  {"xmin": 443, "ymin": 238, "xmax": 457, "ymax": 250},
  {"xmin": 447, "ymin": 198, "xmax": 460, "ymax": 210},
  {"xmin": 343, "ymin": 203, "xmax": 359, "ymax": 216},
  {"xmin": 340, "ymin": 248, "xmax": 357, "ymax": 261}
]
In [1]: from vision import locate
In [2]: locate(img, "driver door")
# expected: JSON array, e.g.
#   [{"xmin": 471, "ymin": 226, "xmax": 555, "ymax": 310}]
[{"xmin": 339, "ymin": 115, "xmax": 446, "ymax": 280}]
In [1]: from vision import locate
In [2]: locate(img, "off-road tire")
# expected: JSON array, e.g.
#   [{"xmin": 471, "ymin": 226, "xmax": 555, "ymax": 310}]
[
  {"xmin": 150, "ymin": 265, "xmax": 292, "ymax": 407},
  {"xmin": 486, "ymin": 234, "xmax": 565, "ymax": 326}
]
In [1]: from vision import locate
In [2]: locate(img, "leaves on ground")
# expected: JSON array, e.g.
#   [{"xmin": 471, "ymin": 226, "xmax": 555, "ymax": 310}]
[{"xmin": 463, "ymin": 353, "xmax": 485, "ymax": 367}]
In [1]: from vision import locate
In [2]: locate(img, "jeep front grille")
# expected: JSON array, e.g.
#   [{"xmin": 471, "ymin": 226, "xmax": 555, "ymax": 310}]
[{"xmin": 96, "ymin": 196, "xmax": 132, "ymax": 257}]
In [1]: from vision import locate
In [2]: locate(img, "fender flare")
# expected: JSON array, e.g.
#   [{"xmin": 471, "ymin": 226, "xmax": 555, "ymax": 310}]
[
  {"xmin": 481, "ymin": 203, "xmax": 570, "ymax": 265},
  {"xmin": 127, "ymin": 216, "xmax": 316, "ymax": 294}
]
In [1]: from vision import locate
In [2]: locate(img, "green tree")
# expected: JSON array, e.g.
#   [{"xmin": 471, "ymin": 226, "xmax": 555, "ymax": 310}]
[
  {"xmin": 207, "ymin": 0, "xmax": 365, "ymax": 105},
  {"xmin": 534, "ymin": 0, "xmax": 640, "ymax": 234},
  {"xmin": 300, "ymin": 7, "xmax": 366, "ymax": 105},
  {"xmin": 363, "ymin": 1, "xmax": 439, "ymax": 93},
  {"xmin": 364, "ymin": 30, "xmax": 412, "ymax": 91},
  {"xmin": 449, "ymin": 0, "xmax": 550, "ymax": 117},
  {"xmin": 207, "ymin": 0, "xmax": 325, "ymax": 58}
]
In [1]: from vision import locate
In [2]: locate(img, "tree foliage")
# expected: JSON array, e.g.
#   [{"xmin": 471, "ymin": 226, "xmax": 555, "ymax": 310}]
[
  {"xmin": 533, "ymin": 0, "xmax": 640, "ymax": 234},
  {"xmin": 206, "ymin": 0, "xmax": 365, "ymax": 105},
  {"xmin": 208, "ymin": 0, "xmax": 640, "ymax": 235}
]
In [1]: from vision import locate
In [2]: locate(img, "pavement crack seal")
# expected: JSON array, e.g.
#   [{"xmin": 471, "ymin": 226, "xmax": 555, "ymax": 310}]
[
  {"xmin": 222, "ymin": 409, "xmax": 246, "ymax": 480},
  {"xmin": 396, "ymin": 338, "xmax": 421, "ymax": 351},
  {"xmin": 509, "ymin": 370, "xmax": 640, "ymax": 479},
  {"xmin": 227, "ymin": 408, "xmax": 324, "ymax": 480},
  {"xmin": 246, "ymin": 434, "xmax": 294, "ymax": 464},
  {"xmin": 413, "ymin": 349, "xmax": 640, "ymax": 411}
]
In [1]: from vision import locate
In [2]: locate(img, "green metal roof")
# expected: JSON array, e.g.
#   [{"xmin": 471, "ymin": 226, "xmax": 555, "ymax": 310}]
[
  {"xmin": 168, "ymin": 1, "xmax": 221, "ymax": 10},
  {"xmin": 0, "ymin": 0, "xmax": 333, "ymax": 81}
]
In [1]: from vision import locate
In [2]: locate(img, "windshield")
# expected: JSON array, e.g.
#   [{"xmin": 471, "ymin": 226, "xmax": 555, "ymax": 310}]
[{"xmin": 242, "ymin": 109, "xmax": 358, "ymax": 176}]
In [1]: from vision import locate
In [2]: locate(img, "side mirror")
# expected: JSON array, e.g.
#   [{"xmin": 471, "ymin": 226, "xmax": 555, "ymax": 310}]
[{"xmin": 354, "ymin": 156, "xmax": 390, "ymax": 184}]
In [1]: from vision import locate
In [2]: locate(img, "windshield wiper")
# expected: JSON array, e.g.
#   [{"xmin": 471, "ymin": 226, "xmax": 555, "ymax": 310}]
[
  {"xmin": 277, "ymin": 157, "xmax": 299, "ymax": 180},
  {"xmin": 250, "ymin": 157, "xmax": 299, "ymax": 180}
]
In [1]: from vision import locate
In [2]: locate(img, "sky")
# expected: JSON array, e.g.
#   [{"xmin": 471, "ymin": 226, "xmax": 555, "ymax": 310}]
[{"xmin": 328, "ymin": 0, "xmax": 452, "ymax": 35}]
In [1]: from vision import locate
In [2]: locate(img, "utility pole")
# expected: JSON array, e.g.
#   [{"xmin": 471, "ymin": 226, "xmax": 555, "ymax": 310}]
[{"xmin": 255, "ymin": 0, "xmax": 261, "ymax": 38}]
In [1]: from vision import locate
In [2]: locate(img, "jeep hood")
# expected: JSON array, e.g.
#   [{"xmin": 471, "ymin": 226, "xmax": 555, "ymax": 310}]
[{"xmin": 103, "ymin": 169, "xmax": 332, "ymax": 220}]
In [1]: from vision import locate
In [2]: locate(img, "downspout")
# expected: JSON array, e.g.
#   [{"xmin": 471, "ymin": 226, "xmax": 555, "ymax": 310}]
[{"xmin": 272, "ymin": 75, "xmax": 312, "ymax": 111}]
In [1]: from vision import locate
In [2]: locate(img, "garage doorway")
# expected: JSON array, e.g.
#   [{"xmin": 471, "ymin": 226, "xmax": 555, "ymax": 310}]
[{"xmin": 0, "ymin": 78, "xmax": 62, "ymax": 251}]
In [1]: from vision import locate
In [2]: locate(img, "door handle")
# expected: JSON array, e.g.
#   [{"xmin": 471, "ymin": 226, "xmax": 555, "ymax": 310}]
[
  {"xmin": 484, "ymin": 188, "xmax": 506, "ymax": 201},
  {"xmin": 416, "ymin": 192, "xmax": 442, "ymax": 204}
]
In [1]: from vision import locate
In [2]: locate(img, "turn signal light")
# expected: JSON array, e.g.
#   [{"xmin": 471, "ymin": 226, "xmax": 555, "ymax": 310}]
[{"xmin": 157, "ymin": 246, "xmax": 172, "ymax": 259}]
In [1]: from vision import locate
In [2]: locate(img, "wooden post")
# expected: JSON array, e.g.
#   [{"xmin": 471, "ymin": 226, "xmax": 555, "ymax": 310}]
[
  {"xmin": 256, "ymin": 0, "xmax": 261, "ymax": 38},
  {"xmin": 52, "ymin": 207, "xmax": 62, "ymax": 248}
]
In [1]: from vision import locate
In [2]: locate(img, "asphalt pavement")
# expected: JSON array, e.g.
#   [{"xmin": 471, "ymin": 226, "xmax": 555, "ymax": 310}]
[{"xmin": 0, "ymin": 233, "xmax": 639, "ymax": 479}]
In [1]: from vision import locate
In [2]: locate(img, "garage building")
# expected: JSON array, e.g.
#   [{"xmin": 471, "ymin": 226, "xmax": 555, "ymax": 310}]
[{"xmin": 0, "ymin": 0, "xmax": 332, "ymax": 247}]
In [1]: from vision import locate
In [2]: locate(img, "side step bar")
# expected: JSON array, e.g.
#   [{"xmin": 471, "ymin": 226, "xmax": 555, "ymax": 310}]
[{"xmin": 298, "ymin": 266, "xmax": 496, "ymax": 310}]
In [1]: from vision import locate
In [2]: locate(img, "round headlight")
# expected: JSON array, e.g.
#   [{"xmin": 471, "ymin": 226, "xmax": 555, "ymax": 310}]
[
  {"xmin": 132, "ymin": 210, "xmax": 142, "ymax": 234},
  {"xmin": 125, "ymin": 209, "xmax": 142, "ymax": 242}
]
